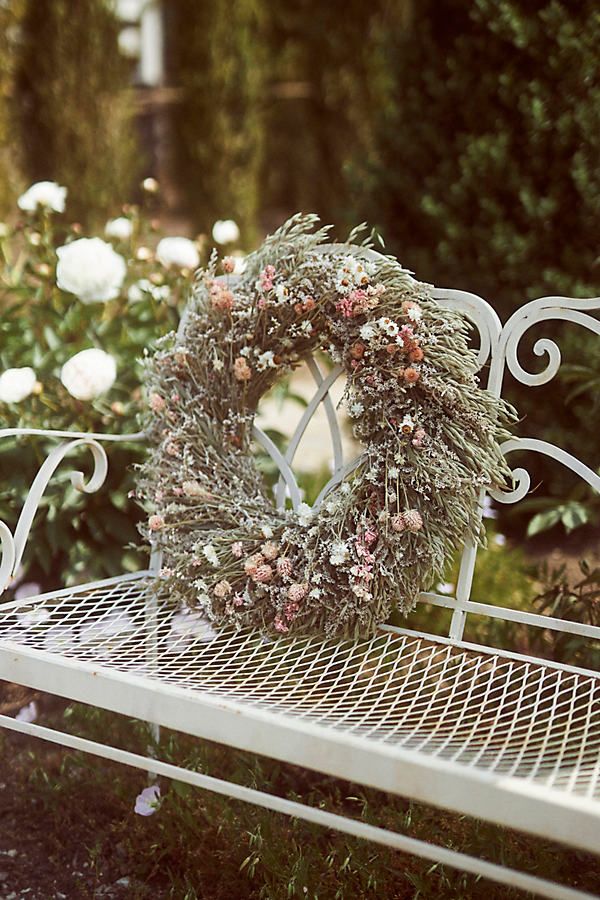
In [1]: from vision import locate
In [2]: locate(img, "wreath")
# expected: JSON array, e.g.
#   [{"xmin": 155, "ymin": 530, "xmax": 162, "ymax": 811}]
[{"xmin": 137, "ymin": 215, "xmax": 514, "ymax": 638}]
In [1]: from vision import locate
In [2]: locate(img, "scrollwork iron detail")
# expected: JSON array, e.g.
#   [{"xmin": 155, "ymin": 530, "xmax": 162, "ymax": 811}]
[{"xmin": 0, "ymin": 436, "xmax": 113, "ymax": 596}]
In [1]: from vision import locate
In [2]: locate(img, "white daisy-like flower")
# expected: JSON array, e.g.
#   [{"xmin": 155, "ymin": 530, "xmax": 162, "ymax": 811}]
[
  {"xmin": 359, "ymin": 323, "xmax": 377, "ymax": 341},
  {"xmin": 261, "ymin": 524, "xmax": 274, "ymax": 539},
  {"xmin": 300, "ymin": 320, "xmax": 313, "ymax": 335},
  {"xmin": 329, "ymin": 540, "xmax": 349, "ymax": 566},
  {"xmin": 274, "ymin": 283, "xmax": 288, "ymax": 302},
  {"xmin": 400, "ymin": 414, "xmax": 415, "ymax": 433},
  {"xmin": 202, "ymin": 543, "xmax": 219, "ymax": 568},
  {"xmin": 334, "ymin": 277, "xmax": 351, "ymax": 295},
  {"xmin": 388, "ymin": 466, "xmax": 399, "ymax": 479},
  {"xmin": 256, "ymin": 350, "xmax": 276, "ymax": 371},
  {"xmin": 378, "ymin": 316, "xmax": 399, "ymax": 337},
  {"xmin": 349, "ymin": 401, "xmax": 364, "ymax": 418},
  {"xmin": 309, "ymin": 588, "xmax": 322, "ymax": 599},
  {"xmin": 297, "ymin": 502, "xmax": 313, "ymax": 527},
  {"xmin": 239, "ymin": 346, "xmax": 252, "ymax": 357},
  {"xmin": 407, "ymin": 305, "xmax": 423, "ymax": 322}
]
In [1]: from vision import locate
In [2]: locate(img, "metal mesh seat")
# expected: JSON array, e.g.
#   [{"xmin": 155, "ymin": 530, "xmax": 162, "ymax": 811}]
[{"xmin": 1, "ymin": 574, "xmax": 598, "ymax": 823}]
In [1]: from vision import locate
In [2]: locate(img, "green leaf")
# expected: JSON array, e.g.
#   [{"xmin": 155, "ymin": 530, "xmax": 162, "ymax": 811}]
[
  {"xmin": 527, "ymin": 508, "xmax": 563, "ymax": 537},
  {"xmin": 561, "ymin": 502, "xmax": 589, "ymax": 533}
]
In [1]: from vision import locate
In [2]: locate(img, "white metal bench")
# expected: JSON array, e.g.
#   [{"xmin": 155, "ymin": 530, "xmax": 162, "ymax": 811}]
[{"xmin": 0, "ymin": 285, "xmax": 599, "ymax": 899}]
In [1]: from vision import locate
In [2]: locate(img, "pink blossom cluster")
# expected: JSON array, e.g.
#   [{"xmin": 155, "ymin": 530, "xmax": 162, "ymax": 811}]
[
  {"xmin": 259, "ymin": 264, "xmax": 276, "ymax": 292},
  {"xmin": 210, "ymin": 280, "xmax": 235, "ymax": 311}
]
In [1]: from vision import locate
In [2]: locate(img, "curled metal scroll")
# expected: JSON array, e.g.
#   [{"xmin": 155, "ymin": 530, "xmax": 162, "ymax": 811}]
[
  {"xmin": 500, "ymin": 297, "xmax": 600, "ymax": 387},
  {"xmin": 490, "ymin": 437, "xmax": 600, "ymax": 505},
  {"xmin": 0, "ymin": 438, "xmax": 110, "ymax": 595}
]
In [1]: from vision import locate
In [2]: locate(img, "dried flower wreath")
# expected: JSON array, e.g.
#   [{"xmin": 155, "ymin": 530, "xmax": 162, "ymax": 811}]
[{"xmin": 137, "ymin": 215, "xmax": 514, "ymax": 638}]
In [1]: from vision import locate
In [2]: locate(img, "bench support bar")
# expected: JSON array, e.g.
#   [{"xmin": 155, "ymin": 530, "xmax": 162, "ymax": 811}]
[{"xmin": 0, "ymin": 713, "xmax": 593, "ymax": 900}]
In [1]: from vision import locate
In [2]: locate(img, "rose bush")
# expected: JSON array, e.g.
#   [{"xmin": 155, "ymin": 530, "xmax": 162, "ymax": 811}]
[{"xmin": 0, "ymin": 182, "xmax": 229, "ymax": 591}]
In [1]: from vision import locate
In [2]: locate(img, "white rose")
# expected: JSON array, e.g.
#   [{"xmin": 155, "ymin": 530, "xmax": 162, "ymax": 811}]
[
  {"xmin": 17, "ymin": 181, "xmax": 67, "ymax": 214},
  {"xmin": 156, "ymin": 236, "xmax": 199, "ymax": 270},
  {"xmin": 60, "ymin": 348, "xmax": 117, "ymax": 401},
  {"xmin": 212, "ymin": 219, "xmax": 240, "ymax": 245},
  {"xmin": 56, "ymin": 237, "xmax": 126, "ymax": 303},
  {"xmin": 0, "ymin": 367, "xmax": 37, "ymax": 403},
  {"xmin": 105, "ymin": 216, "xmax": 133, "ymax": 240}
]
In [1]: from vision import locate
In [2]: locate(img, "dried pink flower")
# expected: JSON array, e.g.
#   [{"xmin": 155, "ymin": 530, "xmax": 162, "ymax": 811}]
[
  {"xmin": 274, "ymin": 615, "xmax": 289, "ymax": 633},
  {"xmin": 412, "ymin": 427, "xmax": 426, "ymax": 448},
  {"xmin": 287, "ymin": 582, "xmax": 308, "ymax": 604},
  {"xmin": 404, "ymin": 509, "xmax": 423, "ymax": 532},
  {"xmin": 260, "ymin": 264, "xmax": 276, "ymax": 291},
  {"xmin": 231, "ymin": 541, "xmax": 244, "ymax": 558},
  {"xmin": 222, "ymin": 256, "xmax": 235, "ymax": 274},
  {"xmin": 403, "ymin": 367, "xmax": 420, "ymax": 384},
  {"xmin": 363, "ymin": 526, "xmax": 378, "ymax": 547},
  {"xmin": 148, "ymin": 514, "xmax": 165, "ymax": 531},
  {"xmin": 252, "ymin": 563, "xmax": 273, "ymax": 583},
  {"xmin": 149, "ymin": 392, "xmax": 165, "ymax": 413},
  {"xmin": 210, "ymin": 281, "xmax": 235, "ymax": 311},
  {"xmin": 233, "ymin": 357, "xmax": 252, "ymax": 382},
  {"xmin": 276, "ymin": 557, "xmax": 293, "ymax": 578},
  {"xmin": 391, "ymin": 514, "xmax": 406, "ymax": 533},
  {"xmin": 244, "ymin": 553, "xmax": 264, "ymax": 576},
  {"xmin": 214, "ymin": 579, "xmax": 232, "ymax": 598},
  {"xmin": 261, "ymin": 541, "xmax": 279, "ymax": 561}
]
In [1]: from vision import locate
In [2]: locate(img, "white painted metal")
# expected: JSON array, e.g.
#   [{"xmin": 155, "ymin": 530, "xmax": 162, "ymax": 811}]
[
  {"xmin": 1, "ymin": 267, "xmax": 599, "ymax": 894},
  {"xmin": 0, "ymin": 713, "xmax": 594, "ymax": 900}
]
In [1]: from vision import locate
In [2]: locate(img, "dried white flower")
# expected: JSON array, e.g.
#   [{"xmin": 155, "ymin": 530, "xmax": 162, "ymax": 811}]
[
  {"xmin": 330, "ymin": 540, "xmax": 349, "ymax": 566},
  {"xmin": 297, "ymin": 502, "xmax": 313, "ymax": 527},
  {"xmin": 359, "ymin": 323, "xmax": 376, "ymax": 341},
  {"xmin": 378, "ymin": 316, "xmax": 399, "ymax": 337},
  {"xmin": 202, "ymin": 543, "xmax": 220, "ymax": 567},
  {"xmin": 256, "ymin": 350, "xmax": 276, "ymax": 371}
]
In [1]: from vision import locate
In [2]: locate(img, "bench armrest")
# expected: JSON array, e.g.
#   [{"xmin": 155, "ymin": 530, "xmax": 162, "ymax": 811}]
[{"xmin": 0, "ymin": 429, "xmax": 147, "ymax": 596}]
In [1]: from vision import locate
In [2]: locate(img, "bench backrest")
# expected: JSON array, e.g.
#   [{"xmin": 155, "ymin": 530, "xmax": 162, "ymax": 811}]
[{"xmin": 234, "ymin": 247, "xmax": 600, "ymax": 664}]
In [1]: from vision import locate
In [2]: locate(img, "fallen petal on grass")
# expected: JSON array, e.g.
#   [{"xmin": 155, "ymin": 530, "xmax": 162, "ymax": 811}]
[{"xmin": 134, "ymin": 784, "xmax": 161, "ymax": 816}]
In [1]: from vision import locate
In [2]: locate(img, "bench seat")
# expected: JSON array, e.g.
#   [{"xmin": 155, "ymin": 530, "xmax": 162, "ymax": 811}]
[{"xmin": 1, "ymin": 571, "xmax": 598, "ymax": 856}]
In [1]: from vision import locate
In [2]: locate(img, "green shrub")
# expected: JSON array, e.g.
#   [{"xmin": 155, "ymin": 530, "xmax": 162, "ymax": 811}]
[
  {"xmin": 0, "ymin": 189, "xmax": 197, "ymax": 591},
  {"xmin": 167, "ymin": 0, "xmax": 266, "ymax": 240},
  {"xmin": 261, "ymin": 3, "xmax": 403, "ymax": 229},
  {"xmin": 0, "ymin": 1, "xmax": 24, "ymax": 215},
  {"xmin": 357, "ymin": 0, "xmax": 600, "ymax": 318},
  {"xmin": 15, "ymin": 0, "xmax": 139, "ymax": 226}
]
